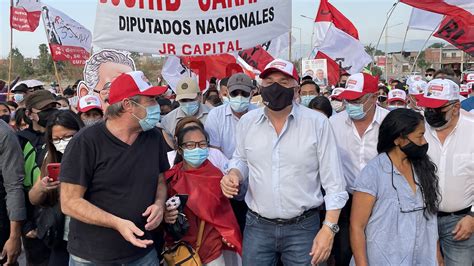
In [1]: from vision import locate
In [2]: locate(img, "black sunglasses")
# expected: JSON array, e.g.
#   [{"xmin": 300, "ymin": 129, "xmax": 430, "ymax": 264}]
[{"xmin": 229, "ymin": 90, "xmax": 251, "ymax": 98}]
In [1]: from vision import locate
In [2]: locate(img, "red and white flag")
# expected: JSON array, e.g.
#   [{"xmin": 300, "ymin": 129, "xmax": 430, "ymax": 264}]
[
  {"xmin": 408, "ymin": 8, "xmax": 444, "ymax": 31},
  {"xmin": 313, "ymin": 0, "xmax": 372, "ymax": 85},
  {"xmin": 42, "ymin": 5, "xmax": 92, "ymax": 65},
  {"xmin": 10, "ymin": 0, "xmax": 42, "ymax": 32},
  {"xmin": 401, "ymin": 0, "xmax": 473, "ymax": 56}
]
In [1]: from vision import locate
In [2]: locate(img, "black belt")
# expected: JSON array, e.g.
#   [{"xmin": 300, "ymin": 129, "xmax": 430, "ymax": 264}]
[
  {"xmin": 438, "ymin": 206, "xmax": 471, "ymax": 217},
  {"xmin": 248, "ymin": 208, "xmax": 318, "ymax": 225}
]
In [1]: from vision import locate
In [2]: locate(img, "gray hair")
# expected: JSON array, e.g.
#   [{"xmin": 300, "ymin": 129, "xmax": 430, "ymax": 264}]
[
  {"xmin": 105, "ymin": 95, "xmax": 141, "ymax": 119},
  {"xmin": 83, "ymin": 49, "xmax": 136, "ymax": 89}
]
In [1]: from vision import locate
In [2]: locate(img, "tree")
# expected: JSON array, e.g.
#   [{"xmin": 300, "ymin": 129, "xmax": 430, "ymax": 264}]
[
  {"xmin": 365, "ymin": 44, "xmax": 384, "ymax": 56},
  {"xmin": 37, "ymin": 43, "xmax": 54, "ymax": 75},
  {"xmin": 416, "ymin": 51, "xmax": 430, "ymax": 71},
  {"xmin": 370, "ymin": 66, "xmax": 383, "ymax": 77},
  {"xmin": 428, "ymin": 42, "xmax": 445, "ymax": 49}
]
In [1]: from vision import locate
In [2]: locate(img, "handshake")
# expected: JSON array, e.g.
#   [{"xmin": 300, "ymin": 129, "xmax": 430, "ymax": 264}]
[{"xmin": 220, "ymin": 169, "xmax": 242, "ymax": 199}]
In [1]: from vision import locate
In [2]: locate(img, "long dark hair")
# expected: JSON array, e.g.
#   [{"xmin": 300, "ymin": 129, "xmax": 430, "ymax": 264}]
[
  {"xmin": 377, "ymin": 108, "xmax": 440, "ymax": 216},
  {"xmin": 174, "ymin": 126, "xmax": 209, "ymax": 165},
  {"xmin": 309, "ymin": 96, "xmax": 332, "ymax": 118},
  {"xmin": 42, "ymin": 110, "xmax": 84, "ymax": 173}
]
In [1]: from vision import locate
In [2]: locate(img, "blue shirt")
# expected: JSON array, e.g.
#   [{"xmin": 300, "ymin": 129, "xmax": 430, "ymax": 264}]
[
  {"xmin": 351, "ymin": 153, "xmax": 438, "ymax": 265},
  {"xmin": 205, "ymin": 103, "xmax": 258, "ymax": 159},
  {"xmin": 228, "ymin": 103, "xmax": 348, "ymax": 219},
  {"xmin": 461, "ymin": 96, "xmax": 474, "ymax": 112}
]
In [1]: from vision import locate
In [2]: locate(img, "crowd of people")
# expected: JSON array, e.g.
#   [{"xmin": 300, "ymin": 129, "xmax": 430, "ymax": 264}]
[{"xmin": 0, "ymin": 59, "xmax": 473, "ymax": 266}]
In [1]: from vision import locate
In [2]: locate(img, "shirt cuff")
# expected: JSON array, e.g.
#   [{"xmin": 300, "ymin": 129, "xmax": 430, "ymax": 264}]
[
  {"xmin": 324, "ymin": 191, "xmax": 349, "ymax": 210},
  {"xmin": 228, "ymin": 159, "xmax": 249, "ymax": 180}
]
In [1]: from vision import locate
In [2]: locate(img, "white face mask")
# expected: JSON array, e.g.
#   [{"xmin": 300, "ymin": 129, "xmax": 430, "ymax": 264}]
[
  {"xmin": 53, "ymin": 139, "xmax": 70, "ymax": 154},
  {"xmin": 331, "ymin": 100, "xmax": 344, "ymax": 113}
]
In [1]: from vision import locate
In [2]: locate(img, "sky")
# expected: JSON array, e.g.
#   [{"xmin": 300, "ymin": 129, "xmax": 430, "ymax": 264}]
[{"xmin": 0, "ymin": 0, "xmax": 436, "ymax": 58}]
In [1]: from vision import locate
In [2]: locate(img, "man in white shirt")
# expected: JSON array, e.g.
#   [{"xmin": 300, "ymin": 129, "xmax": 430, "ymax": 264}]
[
  {"xmin": 416, "ymin": 78, "xmax": 474, "ymax": 266},
  {"xmin": 205, "ymin": 73, "xmax": 258, "ymax": 232},
  {"xmin": 329, "ymin": 72, "xmax": 389, "ymax": 265},
  {"xmin": 221, "ymin": 59, "xmax": 348, "ymax": 266}
]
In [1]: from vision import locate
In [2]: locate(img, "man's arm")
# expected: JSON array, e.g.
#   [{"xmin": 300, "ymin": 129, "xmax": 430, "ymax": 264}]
[
  {"xmin": 142, "ymin": 173, "xmax": 167, "ymax": 231},
  {"xmin": 60, "ymin": 182, "xmax": 153, "ymax": 248}
]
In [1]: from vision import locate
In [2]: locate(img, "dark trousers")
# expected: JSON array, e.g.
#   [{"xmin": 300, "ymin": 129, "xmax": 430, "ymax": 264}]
[
  {"xmin": 230, "ymin": 199, "xmax": 248, "ymax": 234},
  {"xmin": 332, "ymin": 195, "xmax": 353, "ymax": 266},
  {"xmin": 48, "ymin": 240, "xmax": 69, "ymax": 266}
]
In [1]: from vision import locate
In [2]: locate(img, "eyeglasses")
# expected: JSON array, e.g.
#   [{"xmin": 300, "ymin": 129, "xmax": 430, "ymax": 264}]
[
  {"xmin": 425, "ymin": 102, "xmax": 456, "ymax": 113},
  {"xmin": 425, "ymin": 74, "xmax": 433, "ymax": 77},
  {"xmin": 229, "ymin": 90, "xmax": 251, "ymax": 98},
  {"xmin": 180, "ymin": 141, "xmax": 208, "ymax": 150},
  {"xmin": 52, "ymin": 135, "xmax": 74, "ymax": 145},
  {"xmin": 390, "ymin": 162, "xmax": 425, "ymax": 213}
]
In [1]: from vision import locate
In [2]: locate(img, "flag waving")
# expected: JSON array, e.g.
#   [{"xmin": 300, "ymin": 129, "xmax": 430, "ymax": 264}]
[
  {"xmin": 10, "ymin": 0, "xmax": 42, "ymax": 32},
  {"xmin": 42, "ymin": 5, "xmax": 92, "ymax": 65},
  {"xmin": 313, "ymin": 0, "xmax": 372, "ymax": 84},
  {"xmin": 401, "ymin": 0, "xmax": 473, "ymax": 56}
]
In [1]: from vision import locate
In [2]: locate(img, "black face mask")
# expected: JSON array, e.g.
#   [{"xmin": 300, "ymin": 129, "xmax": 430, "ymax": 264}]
[
  {"xmin": 338, "ymin": 82, "xmax": 346, "ymax": 88},
  {"xmin": 38, "ymin": 108, "xmax": 58, "ymax": 128},
  {"xmin": 261, "ymin": 83, "xmax": 294, "ymax": 111},
  {"xmin": 400, "ymin": 139, "xmax": 429, "ymax": 160},
  {"xmin": 0, "ymin": 115, "xmax": 10, "ymax": 124},
  {"xmin": 424, "ymin": 107, "xmax": 450, "ymax": 129},
  {"xmin": 378, "ymin": 95, "xmax": 387, "ymax": 103}
]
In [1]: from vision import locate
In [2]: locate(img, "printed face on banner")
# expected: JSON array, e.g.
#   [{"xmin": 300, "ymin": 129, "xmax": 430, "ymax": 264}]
[
  {"xmin": 93, "ymin": 0, "xmax": 292, "ymax": 56},
  {"xmin": 79, "ymin": 49, "xmax": 136, "ymax": 108},
  {"xmin": 301, "ymin": 59, "xmax": 328, "ymax": 88}
]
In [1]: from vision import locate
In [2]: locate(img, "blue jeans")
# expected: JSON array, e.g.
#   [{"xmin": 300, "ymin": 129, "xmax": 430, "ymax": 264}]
[
  {"xmin": 69, "ymin": 249, "xmax": 158, "ymax": 266},
  {"xmin": 242, "ymin": 210, "xmax": 319, "ymax": 266},
  {"xmin": 438, "ymin": 214, "xmax": 473, "ymax": 266}
]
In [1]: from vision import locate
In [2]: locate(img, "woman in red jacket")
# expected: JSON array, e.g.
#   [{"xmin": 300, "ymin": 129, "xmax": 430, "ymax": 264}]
[{"xmin": 164, "ymin": 125, "xmax": 242, "ymax": 265}]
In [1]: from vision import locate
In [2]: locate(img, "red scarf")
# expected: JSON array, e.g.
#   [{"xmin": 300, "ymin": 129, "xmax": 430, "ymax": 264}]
[{"xmin": 165, "ymin": 160, "xmax": 242, "ymax": 255}]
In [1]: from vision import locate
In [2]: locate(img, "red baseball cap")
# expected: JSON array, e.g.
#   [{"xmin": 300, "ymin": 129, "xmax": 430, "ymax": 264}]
[
  {"xmin": 387, "ymin": 89, "xmax": 407, "ymax": 104},
  {"xmin": 417, "ymin": 79, "xmax": 460, "ymax": 108},
  {"xmin": 338, "ymin": 73, "xmax": 378, "ymax": 100},
  {"xmin": 77, "ymin": 95, "xmax": 103, "ymax": 113},
  {"xmin": 109, "ymin": 71, "xmax": 167, "ymax": 105},
  {"xmin": 259, "ymin": 59, "xmax": 299, "ymax": 82}
]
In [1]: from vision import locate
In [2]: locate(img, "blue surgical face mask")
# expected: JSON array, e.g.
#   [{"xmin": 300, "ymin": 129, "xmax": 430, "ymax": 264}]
[
  {"xmin": 180, "ymin": 101, "xmax": 199, "ymax": 116},
  {"xmin": 229, "ymin": 96, "xmax": 250, "ymax": 113},
  {"xmin": 387, "ymin": 105, "xmax": 405, "ymax": 111},
  {"xmin": 14, "ymin": 93, "xmax": 24, "ymax": 103},
  {"xmin": 222, "ymin": 96, "xmax": 230, "ymax": 104},
  {"xmin": 300, "ymin": 95, "xmax": 316, "ymax": 107},
  {"xmin": 345, "ymin": 103, "xmax": 366, "ymax": 120},
  {"xmin": 183, "ymin": 147, "xmax": 209, "ymax": 168},
  {"xmin": 132, "ymin": 101, "xmax": 161, "ymax": 131}
]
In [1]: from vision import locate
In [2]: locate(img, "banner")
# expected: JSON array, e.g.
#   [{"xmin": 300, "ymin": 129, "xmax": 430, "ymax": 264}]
[
  {"xmin": 434, "ymin": 16, "xmax": 474, "ymax": 56},
  {"xmin": 42, "ymin": 5, "xmax": 92, "ymax": 65},
  {"xmin": 301, "ymin": 59, "xmax": 328, "ymax": 87},
  {"xmin": 10, "ymin": 0, "xmax": 42, "ymax": 32},
  {"xmin": 93, "ymin": 0, "xmax": 292, "ymax": 56}
]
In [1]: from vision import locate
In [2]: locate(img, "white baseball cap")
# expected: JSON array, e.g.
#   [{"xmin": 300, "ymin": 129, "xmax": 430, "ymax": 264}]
[
  {"xmin": 417, "ymin": 79, "xmax": 460, "ymax": 108},
  {"xmin": 259, "ymin": 59, "xmax": 299, "ymax": 81},
  {"xmin": 108, "ymin": 71, "xmax": 167, "ymax": 105},
  {"xmin": 408, "ymin": 80, "xmax": 428, "ymax": 99},
  {"xmin": 329, "ymin": 87, "xmax": 344, "ymax": 100},
  {"xmin": 406, "ymin": 75, "xmax": 423, "ymax": 86},
  {"xmin": 78, "ymin": 95, "xmax": 103, "ymax": 113},
  {"xmin": 388, "ymin": 89, "xmax": 407, "ymax": 104},
  {"xmin": 338, "ymin": 73, "xmax": 378, "ymax": 100},
  {"xmin": 466, "ymin": 73, "xmax": 474, "ymax": 82},
  {"xmin": 460, "ymin": 84, "xmax": 472, "ymax": 96}
]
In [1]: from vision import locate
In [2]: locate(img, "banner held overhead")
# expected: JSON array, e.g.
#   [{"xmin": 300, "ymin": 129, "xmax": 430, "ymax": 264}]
[{"xmin": 93, "ymin": 0, "xmax": 292, "ymax": 56}]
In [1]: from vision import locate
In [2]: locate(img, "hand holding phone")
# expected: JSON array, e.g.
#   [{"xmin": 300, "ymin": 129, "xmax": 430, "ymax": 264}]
[{"xmin": 47, "ymin": 163, "xmax": 61, "ymax": 182}]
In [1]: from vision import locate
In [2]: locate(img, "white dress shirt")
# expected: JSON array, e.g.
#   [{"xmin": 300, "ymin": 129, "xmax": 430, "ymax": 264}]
[
  {"xmin": 228, "ymin": 104, "xmax": 348, "ymax": 219},
  {"xmin": 425, "ymin": 113, "xmax": 474, "ymax": 212},
  {"xmin": 205, "ymin": 103, "xmax": 258, "ymax": 159},
  {"xmin": 329, "ymin": 106, "xmax": 389, "ymax": 192}
]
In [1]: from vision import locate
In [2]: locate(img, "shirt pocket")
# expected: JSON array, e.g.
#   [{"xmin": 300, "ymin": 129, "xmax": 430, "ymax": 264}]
[{"xmin": 452, "ymin": 153, "xmax": 474, "ymax": 176}]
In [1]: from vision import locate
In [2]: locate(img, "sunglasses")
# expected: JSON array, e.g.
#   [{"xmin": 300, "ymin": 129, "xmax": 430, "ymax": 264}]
[{"xmin": 229, "ymin": 90, "xmax": 251, "ymax": 98}]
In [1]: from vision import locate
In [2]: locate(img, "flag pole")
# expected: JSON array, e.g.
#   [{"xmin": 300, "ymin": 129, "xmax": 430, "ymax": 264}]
[
  {"xmin": 372, "ymin": 1, "xmax": 399, "ymax": 66},
  {"xmin": 40, "ymin": 6, "xmax": 62, "ymax": 93},
  {"xmin": 7, "ymin": 0, "xmax": 14, "ymax": 100},
  {"xmin": 410, "ymin": 23, "xmax": 440, "ymax": 73}
]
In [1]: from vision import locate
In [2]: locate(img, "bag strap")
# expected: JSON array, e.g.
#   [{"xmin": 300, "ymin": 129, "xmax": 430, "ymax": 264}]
[{"xmin": 195, "ymin": 220, "xmax": 206, "ymax": 252}]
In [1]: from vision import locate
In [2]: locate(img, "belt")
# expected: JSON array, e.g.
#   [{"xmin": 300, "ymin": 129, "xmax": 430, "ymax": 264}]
[
  {"xmin": 248, "ymin": 208, "xmax": 318, "ymax": 225},
  {"xmin": 438, "ymin": 206, "xmax": 471, "ymax": 217}
]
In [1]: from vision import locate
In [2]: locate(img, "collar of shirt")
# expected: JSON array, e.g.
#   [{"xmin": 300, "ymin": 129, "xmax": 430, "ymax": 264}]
[
  {"xmin": 255, "ymin": 103, "xmax": 298, "ymax": 126},
  {"xmin": 344, "ymin": 105, "xmax": 386, "ymax": 127},
  {"xmin": 176, "ymin": 103, "xmax": 210, "ymax": 120},
  {"xmin": 425, "ymin": 112, "xmax": 468, "ymax": 144}
]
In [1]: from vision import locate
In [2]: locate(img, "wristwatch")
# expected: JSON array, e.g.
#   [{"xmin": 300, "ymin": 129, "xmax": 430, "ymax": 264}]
[{"xmin": 323, "ymin": 221, "xmax": 340, "ymax": 234}]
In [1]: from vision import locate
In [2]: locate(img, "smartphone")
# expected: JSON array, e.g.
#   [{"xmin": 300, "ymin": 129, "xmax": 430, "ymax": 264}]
[{"xmin": 47, "ymin": 163, "xmax": 61, "ymax": 182}]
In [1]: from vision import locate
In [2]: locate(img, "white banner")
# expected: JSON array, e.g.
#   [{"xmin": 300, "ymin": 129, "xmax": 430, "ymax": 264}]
[
  {"xmin": 93, "ymin": 0, "xmax": 292, "ymax": 56},
  {"xmin": 42, "ymin": 5, "xmax": 92, "ymax": 50},
  {"xmin": 408, "ymin": 8, "xmax": 443, "ymax": 31}
]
